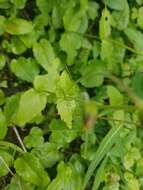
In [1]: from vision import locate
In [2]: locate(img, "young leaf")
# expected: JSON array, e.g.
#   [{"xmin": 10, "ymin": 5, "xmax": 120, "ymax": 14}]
[
  {"xmin": 56, "ymin": 71, "xmax": 79, "ymax": 128},
  {"xmin": 10, "ymin": 57, "xmax": 39, "ymax": 82},
  {"xmin": 16, "ymin": 89, "xmax": 47, "ymax": 126},
  {"xmin": 99, "ymin": 8, "xmax": 111, "ymax": 40}
]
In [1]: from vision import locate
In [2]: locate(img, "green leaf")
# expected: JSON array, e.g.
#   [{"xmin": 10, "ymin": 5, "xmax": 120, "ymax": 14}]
[
  {"xmin": 107, "ymin": 85, "xmax": 123, "ymax": 106},
  {"xmin": 56, "ymin": 71, "xmax": 79, "ymax": 128},
  {"xmin": 36, "ymin": 0, "xmax": 57, "ymax": 14},
  {"xmin": 5, "ymin": 175, "xmax": 35, "ymax": 190},
  {"xmin": 0, "ymin": 54, "xmax": 6, "ymax": 70},
  {"xmin": 33, "ymin": 39, "xmax": 55, "ymax": 72},
  {"xmin": 10, "ymin": 57, "xmax": 39, "ymax": 82},
  {"xmin": 0, "ymin": 0, "xmax": 11, "ymax": 9},
  {"xmin": 0, "ymin": 109, "xmax": 7, "ymax": 140},
  {"xmin": 112, "ymin": 0, "xmax": 129, "ymax": 30},
  {"xmin": 0, "ymin": 150, "xmax": 13, "ymax": 177},
  {"xmin": 137, "ymin": 7, "xmax": 143, "ymax": 29},
  {"xmin": 124, "ymin": 26, "xmax": 143, "ymax": 51},
  {"xmin": 80, "ymin": 59, "xmax": 106, "ymax": 88},
  {"xmin": 14, "ymin": 153, "xmax": 50, "ymax": 187},
  {"xmin": 63, "ymin": 5, "xmax": 88, "ymax": 33},
  {"xmin": 83, "ymin": 125, "xmax": 123, "ymax": 189},
  {"xmin": 10, "ymin": 0, "xmax": 27, "ymax": 9},
  {"xmin": 87, "ymin": 2, "xmax": 99, "ymax": 20},
  {"xmin": 103, "ymin": 0, "xmax": 126, "ymax": 11},
  {"xmin": 60, "ymin": 32, "xmax": 82, "ymax": 64},
  {"xmin": 4, "ymin": 94, "xmax": 20, "ymax": 125},
  {"xmin": 132, "ymin": 72, "xmax": 143, "ymax": 100},
  {"xmin": 0, "ymin": 89, "xmax": 5, "ymax": 105},
  {"xmin": 24, "ymin": 127, "xmax": 44, "ymax": 149},
  {"xmin": 99, "ymin": 8, "xmax": 111, "ymax": 40},
  {"xmin": 92, "ymin": 156, "xmax": 108, "ymax": 190},
  {"xmin": 57, "ymin": 100, "xmax": 76, "ymax": 129},
  {"xmin": 4, "ymin": 18, "xmax": 33, "ymax": 35},
  {"xmin": 34, "ymin": 58, "xmax": 60, "ymax": 93},
  {"xmin": 16, "ymin": 89, "xmax": 47, "ymax": 126},
  {"xmin": 49, "ymin": 119, "xmax": 78, "ymax": 148},
  {"xmin": 47, "ymin": 161, "xmax": 83, "ymax": 190},
  {"xmin": 32, "ymin": 142, "xmax": 63, "ymax": 168}
]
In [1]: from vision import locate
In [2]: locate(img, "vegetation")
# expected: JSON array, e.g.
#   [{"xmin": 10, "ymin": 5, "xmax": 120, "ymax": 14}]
[{"xmin": 0, "ymin": 0, "xmax": 143, "ymax": 189}]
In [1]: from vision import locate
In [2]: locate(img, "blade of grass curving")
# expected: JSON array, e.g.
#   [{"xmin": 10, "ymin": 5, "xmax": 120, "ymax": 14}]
[
  {"xmin": 83, "ymin": 125, "xmax": 122, "ymax": 189},
  {"xmin": 92, "ymin": 156, "xmax": 108, "ymax": 190}
]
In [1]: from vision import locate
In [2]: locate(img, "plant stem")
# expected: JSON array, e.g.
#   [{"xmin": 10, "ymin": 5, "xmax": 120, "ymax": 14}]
[{"xmin": 13, "ymin": 127, "xmax": 27, "ymax": 153}]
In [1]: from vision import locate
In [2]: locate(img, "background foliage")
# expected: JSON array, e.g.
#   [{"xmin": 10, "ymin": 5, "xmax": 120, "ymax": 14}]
[{"xmin": 0, "ymin": 0, "xmax": 143, "ymax": 189}]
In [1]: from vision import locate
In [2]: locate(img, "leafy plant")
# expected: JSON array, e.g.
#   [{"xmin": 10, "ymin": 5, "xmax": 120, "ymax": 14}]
[{"xmin": 0, "ymin": 0, "xmax": 143, "ymax": 190}]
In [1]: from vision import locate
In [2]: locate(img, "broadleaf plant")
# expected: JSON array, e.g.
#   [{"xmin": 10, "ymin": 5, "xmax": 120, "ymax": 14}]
[{"xmin": 1, "ymin": 1, "xmax": 143, "ymax": 190}]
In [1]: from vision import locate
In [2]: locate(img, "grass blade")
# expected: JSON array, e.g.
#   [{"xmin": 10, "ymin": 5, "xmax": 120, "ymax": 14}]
[
  {"xmin": 92, "ymin": 156, "xmax": 108, "ymax": 190},
  {"xmin": 83, "ymin": 125, "xmax": 122, "ymax": 189}
]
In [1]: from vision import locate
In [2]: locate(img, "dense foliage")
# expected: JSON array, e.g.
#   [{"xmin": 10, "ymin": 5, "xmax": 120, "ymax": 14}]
[{"xmin": 1, "ymin": 0, "xmax": 143, "ymax": 189}]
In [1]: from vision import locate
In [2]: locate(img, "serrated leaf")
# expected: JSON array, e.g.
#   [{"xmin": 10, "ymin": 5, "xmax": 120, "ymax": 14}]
[
  {"xmin": 10, "ymin": 57, "xmax": 39, "ymax": 82},
  {"xmin": 33, "ymin": 39, "xmax": 55, "ymax": 71},
  {"xmin": 56, "ymin": 71, "xmax": 79, "ymax": 128},
  {"xmin": 14, "ymin": 153, "xmax": 50, "ymax": 187},
  {"xmin": 57, "ymin": 99, "xmax": 76, "ymax": 129},
  {"xmin": 4, "ymin": 18, "xmax": 33, "ymax": 35},
  {"xmin": 16, "ymin": 89, "xmax": 47, "ymax": 126}
]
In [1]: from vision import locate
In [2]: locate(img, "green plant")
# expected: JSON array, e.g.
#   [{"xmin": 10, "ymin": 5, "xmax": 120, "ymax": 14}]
[{"xmin": 0, "ymin": 0, "xmax": 143, "ymax": 189}]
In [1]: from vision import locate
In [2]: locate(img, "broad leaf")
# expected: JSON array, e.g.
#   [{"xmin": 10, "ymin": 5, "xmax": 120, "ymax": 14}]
[
  {"xmin": 4, "ymin": 18, "xmax": 33, "ymax": 35},
  {"xmin": 14, "ymin": 153, "xmax": 50, "ymax": 187},
  {"xmin": 16, "ymin": 89, "xmax": 47, "ymax": 126},
  {"xmin": 10, "ymin": 57, "xmax": 39, "ymax": 82},
  {"xmin": 33, "ymin": 39, "xmax": 55, "ymax": 71},
  {"xmin": 24, "ymin": 127, "xmax": 44, "ymax": 148}
]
